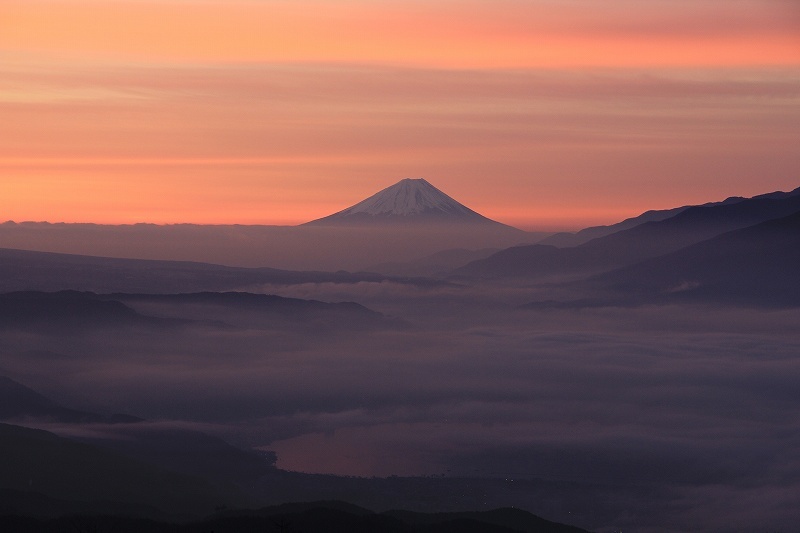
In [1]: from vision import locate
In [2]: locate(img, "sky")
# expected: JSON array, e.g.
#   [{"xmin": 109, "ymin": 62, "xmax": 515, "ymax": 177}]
[{"xmin": 1, "ymin": 0, "xmax": 799, "ymax": 230}]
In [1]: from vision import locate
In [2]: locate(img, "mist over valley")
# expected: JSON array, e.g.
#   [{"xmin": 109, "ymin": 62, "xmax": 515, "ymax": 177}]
[{"xmin": 1, "ymin": 180, "xmax": 799, "ymax": 532}]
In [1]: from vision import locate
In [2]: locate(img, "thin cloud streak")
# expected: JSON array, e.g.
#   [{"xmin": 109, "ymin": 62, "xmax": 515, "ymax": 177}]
[
  {"xmin": 2, "ymin": 64, "xmax": 798, "ymax": 227},
  {"xmin": 3, "ymin": 1, "xmax": 798, "ymax": 67}
]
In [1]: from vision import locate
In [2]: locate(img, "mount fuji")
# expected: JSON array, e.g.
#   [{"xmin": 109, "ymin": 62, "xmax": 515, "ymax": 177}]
[{"xmin": 305, "ymin": 178, "xmax": 516, "ymax": 228}]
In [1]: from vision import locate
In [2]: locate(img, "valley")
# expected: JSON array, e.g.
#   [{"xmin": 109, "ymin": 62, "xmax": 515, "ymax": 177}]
[{"xmin": 1, "ymin": 181, "xmax": 799, "ymax": 532}]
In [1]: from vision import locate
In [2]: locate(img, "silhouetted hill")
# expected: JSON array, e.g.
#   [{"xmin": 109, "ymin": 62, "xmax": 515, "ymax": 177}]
[
  {"xmin": 223, "ymin": 499, "xmax": 376, "ymax": 517},
  {"xmin": 0, "ymin": 290, "xmax": 397, "ymax": 332},
  {"xmin": 0, "ymin": 498, "xmax": 592, "ymax": 532},
  {"xmin": 0, "ymin": 291, "xmax": 166, "ymax": 330},
  {"xmin": 0, "ymin": 247, "xmax": 422, "ymax": 293},
  {"xmin": 207, "ymin": 501, "xmax": 590, "ymax": 533},
  {"xmin": 108, "ymin": 291, "xmax": 398, "ymax": 331},
  {"xmin": 539, "ymin": 186, "xmax": 800, "ymax": 247},
  {"xmin": 112, "ymin": 291, "xmax": 380, "ymax": 317},
  {"xmin": 585, "ymin": 210, "xmax": 800, "ymax": 306},
  {"xmin": 0, "ymin": 423, "xmax": 236, "ymax": 518},
  {"xmin": 455, "ymin": 191, "xmax": 800, "ymax": 280},
  {"xmin": 203, "ymin": 506, "xmax": 409, "ymax": 533},
  {"xmin": 385, "ymin": 507, "xmax": 589, "ymax": 532}
]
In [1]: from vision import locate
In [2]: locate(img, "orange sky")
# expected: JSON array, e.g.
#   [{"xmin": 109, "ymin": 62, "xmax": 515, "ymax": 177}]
[{"xmin": 1, "ymin": 0, "xmax": 799, "ymax": 229}]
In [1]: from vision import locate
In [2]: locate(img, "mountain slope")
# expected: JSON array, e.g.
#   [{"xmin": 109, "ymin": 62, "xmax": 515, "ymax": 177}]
[
  {"xmin": 0, "ymin": 290, "xmax": 161, "ymax": 331},
  {"xmin": 210, "ymin": 501, "xmax": 590, "ymax": 533},
  {"xmin": 305, "ymin": 178, "xmax": 516, "ymax": 228},
  {"xmin": 539, "ymin": 206, "xmax": 692, "ymax": 248},
  {"xmin": 110, "ymin": 291, "xmax": 396, "ymax": 330},
  {"xmin": 385, "ymin": 507, "xmax": 589, "ymax": 532},
  {"xmin": 0, "ymin": 501, "xmax": 591, "ymax": 532},
  {"xmin": 585, "ymin": 210, "xmax": 800, "ymax": 306},
  {"xmin": 540, "ymin": 186, "xmax": 800, "ymax": 247},
  {"xmin": 454, "ymin": 190, "xmax": 800, "ymax": 280}
]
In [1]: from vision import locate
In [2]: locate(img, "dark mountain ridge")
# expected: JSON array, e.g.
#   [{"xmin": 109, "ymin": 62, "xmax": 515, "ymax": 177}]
[
  {"xmin": 540, "ymin": 186, "xmax": 800, "ymax": 247},
  {"xmin": 0, "ymin": 247, "xmax": 419, "ymax": 294},
  {"xmin": 584, "ymin": 209, "xmax": 800, "ymax": 307},
  {"xmin": 0, "ymin": 500, "xmax": 591, "ymax": 532},
  {"xmin": 0, "ymin": 290, "xmax": 395, "ymax": 332},
  {"xmin": 0, "ymin": 290, "xmax": 164, "ymax": 330},
  {"xmin": 454, "ymin": 190, "xmax": 800, "ymax": 280},
  {"xmin": 110, "ymin": 291, "xmax": 397, "ymax": 330}
]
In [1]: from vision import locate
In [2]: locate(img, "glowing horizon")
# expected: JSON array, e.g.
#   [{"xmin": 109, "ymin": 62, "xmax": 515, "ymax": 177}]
[{"xmin": 2, "ymin": 0, "xmax": 799, "ymax": 229}]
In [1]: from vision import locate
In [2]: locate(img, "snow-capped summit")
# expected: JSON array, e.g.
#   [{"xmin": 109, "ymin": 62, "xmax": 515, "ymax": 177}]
[{"xmin": 305, "ymin": 178, "xmax": 509, "ymax": 227}]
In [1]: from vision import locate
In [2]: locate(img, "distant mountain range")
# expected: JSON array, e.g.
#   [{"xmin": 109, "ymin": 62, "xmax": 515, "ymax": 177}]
[
  {"xmin": 454, "ymin": 187, "xmax": 800, "ymax": 286},
  {"xmin": 539, "ymin": 186, "xmax": 800, "ymax": 247},
  {"xmin": 1, "ymin": 181, "xmax": 797, "ymax": 307},
  {"xmin": 0, "ymin": 179, "xmax": 541, "ymax": 270}
]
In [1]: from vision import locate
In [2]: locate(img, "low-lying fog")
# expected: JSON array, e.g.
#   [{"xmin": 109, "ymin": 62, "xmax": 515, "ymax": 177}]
[
  {"xmin": 0, "ymin": 222, "xmax": 542, "ymax": 271},
  {"xmin": 2, "ymin": 282, "xmax": 799, "ymax": 532}
]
